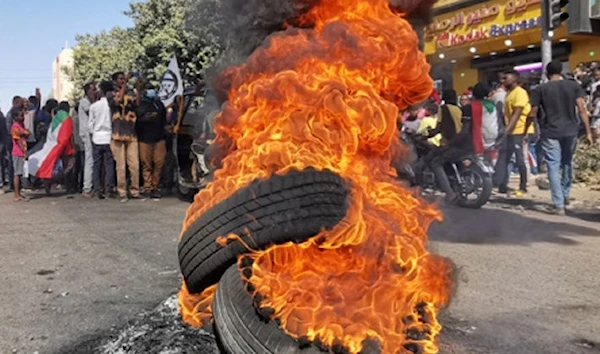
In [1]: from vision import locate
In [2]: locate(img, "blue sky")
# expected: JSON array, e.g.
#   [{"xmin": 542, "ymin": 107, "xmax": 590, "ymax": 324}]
[{"xmin": 0, "ymin": 0, "xmax": 132, "ymax": 113}]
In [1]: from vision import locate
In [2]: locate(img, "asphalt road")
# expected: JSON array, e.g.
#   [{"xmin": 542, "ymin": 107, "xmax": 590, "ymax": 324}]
[{"xmin": 0, "ymin": 192, "xmax": 598, "ymax": 354}]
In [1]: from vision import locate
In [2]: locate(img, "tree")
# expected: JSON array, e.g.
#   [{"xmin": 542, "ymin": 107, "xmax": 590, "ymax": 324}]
[
  {"xmin": 68, "ymin": 0, "xmax": 223, "ymax": 101},
  {"xmin": 67, "ymin": 27, "xmax": 142, "ymax": 100},
  {"xmin": 127, "ymin": 0, "xmax": 222, "ymax": 86}
]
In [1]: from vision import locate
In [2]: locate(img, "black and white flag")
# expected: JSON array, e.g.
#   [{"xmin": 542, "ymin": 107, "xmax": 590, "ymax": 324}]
[{"xmin": 158, "ymin": 57, "xmax": 184, "ymax": 107}]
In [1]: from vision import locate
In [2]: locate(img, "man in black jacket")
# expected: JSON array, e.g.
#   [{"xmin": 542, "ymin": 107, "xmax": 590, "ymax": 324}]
[{"xmin": 136, "ymin": 85, "xmax": 167, "ymax": 200}]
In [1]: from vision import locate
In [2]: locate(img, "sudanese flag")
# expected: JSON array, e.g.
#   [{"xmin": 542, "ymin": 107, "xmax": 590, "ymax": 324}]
[{"xmin": 28, "ymin": 110, "xmax": 74, "ymax": 179}]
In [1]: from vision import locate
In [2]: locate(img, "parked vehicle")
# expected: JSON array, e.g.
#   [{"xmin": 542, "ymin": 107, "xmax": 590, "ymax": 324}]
[
  {"xmin": 172, "ymin": 87, "xmax": 213, "ymax": 202},
  {"xmin": 398, "ymin": 130, "xmax": 493, "ymax": 209}
]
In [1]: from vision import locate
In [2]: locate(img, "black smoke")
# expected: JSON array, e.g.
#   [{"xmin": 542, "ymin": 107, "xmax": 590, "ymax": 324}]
[{"xmin": 183, "ymin": 0, "xmax": 434, "ymax": 129}]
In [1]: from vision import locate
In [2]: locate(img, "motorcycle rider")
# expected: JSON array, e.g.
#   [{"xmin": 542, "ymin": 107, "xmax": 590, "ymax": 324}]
[{"xmin": 425, "ymin": 85, "xmax": 491, "ymax": 203}]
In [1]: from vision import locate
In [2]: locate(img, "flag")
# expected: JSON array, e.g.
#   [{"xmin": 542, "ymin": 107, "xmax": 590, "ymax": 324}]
[
  {"xmin": 158, "ymin": 56, "xmax": 184, "ymax": 107},
  {"xmin": 28, "ymin": 110, "xmax": 74, "ymax": 179}
]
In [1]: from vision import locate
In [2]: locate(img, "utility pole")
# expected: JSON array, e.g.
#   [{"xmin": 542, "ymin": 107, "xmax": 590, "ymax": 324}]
[
  {"xmin": 542, "ymin": 0, "xmax": 570, "ymax": 81},
  {"xmin": 541, "ymin": 0, "xmax": 552, "ymax": 82}
]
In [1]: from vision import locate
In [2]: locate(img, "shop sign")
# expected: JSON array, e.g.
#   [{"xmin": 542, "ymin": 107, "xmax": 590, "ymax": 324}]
[
  {"xmin": 489, "ymin": 17, "xmax": 541, "ymax": 37},
  {"xmin": 425, "ymin": 0, "xmax": 540, "ymax": 38},
  {"xmin": 435, "ymin": 16, "xmax": 541, "ymax": 49},
  {"xmin": 436, "ymin": 28, "xmax": 490, "ymax": 48},
  {"xmin": 505, "ymin": 0, "xmax": 541, "ymax": 15}
]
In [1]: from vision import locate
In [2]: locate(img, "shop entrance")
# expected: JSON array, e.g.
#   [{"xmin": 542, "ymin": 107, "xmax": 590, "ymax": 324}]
[
  {"xmin": 481, "ymin": 64, "xmax": 544, "ymax": 90},
  {"xmin": 473, "ymin": 42, "xmax": 571, "ymax": 90}
]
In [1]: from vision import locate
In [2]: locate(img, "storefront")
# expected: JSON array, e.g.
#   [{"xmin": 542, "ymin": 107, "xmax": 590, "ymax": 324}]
[{"xmin": 424, "ymin": 0, "xmax": 600, "ymax": 93}]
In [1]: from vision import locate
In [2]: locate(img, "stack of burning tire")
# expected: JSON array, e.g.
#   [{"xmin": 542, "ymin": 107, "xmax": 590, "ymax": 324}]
[
  {"xmin": 179, "ymin": 169, "xmax": 351, "ymax": 353},
  {"xmin": 177, "ymin": 0, "xmax": 453, "ymax": 353}
]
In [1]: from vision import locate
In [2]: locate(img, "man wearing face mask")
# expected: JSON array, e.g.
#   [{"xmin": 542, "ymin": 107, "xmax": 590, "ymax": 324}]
[{"xmin": 136, "ymin": 84, "xmax": 167, "ymax": 200}]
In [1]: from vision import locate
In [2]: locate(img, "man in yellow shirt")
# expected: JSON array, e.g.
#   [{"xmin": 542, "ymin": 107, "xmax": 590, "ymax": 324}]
[{"xmin": 497, "ymin": 70, "xmax": 530, "ymax": 197}]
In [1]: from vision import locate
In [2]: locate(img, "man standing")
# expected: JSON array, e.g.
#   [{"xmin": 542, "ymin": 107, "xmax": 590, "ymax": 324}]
[
  {"xmin": 529, "ymin": 60, "xmax": 593, "ymax": 215},
  {"xmin": 110, "ymin": 71, "xmax": 142, "ymax": 202},
  {"xmin": 25, "ymin": 90, "xmax": 41, "ymax": 149},
  {"xmin": 77, "ymin": 83, "xmax": 97, "ymax": 197},
  {"xmin": 497, "ymin": 70, "xmax": 530, "ymax": 198},
  {"xmin": 89, "ymin": 81, "xmax": 116, "ymax": 200},
  {"xmin": 136, "ymin": 85, "xmax": 167, "ymax": 200}
]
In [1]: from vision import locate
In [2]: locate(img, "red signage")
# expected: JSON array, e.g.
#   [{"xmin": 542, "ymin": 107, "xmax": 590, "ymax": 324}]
[{"xmin": 436, "ymin": 28, "xmax": 490, "ymax": 48}]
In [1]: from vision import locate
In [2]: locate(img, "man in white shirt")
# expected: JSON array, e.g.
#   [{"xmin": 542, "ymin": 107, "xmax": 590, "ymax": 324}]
[
  {"xmin": 88, "ymin": 81, "xmax": 116, "ymax": 199},
  {"xmin": 77, "ymin": 83, "xmax": 97, "ymax": 197}
]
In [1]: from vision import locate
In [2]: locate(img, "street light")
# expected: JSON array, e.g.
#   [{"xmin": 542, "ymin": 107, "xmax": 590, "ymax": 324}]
[{"xmin": 548, "ymin": 0, "xmax": 569, "ymax": 30}]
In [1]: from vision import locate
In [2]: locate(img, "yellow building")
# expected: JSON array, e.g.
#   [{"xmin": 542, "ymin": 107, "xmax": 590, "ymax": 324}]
[{"xmin": 424, "ymin": 0, "xmax": 600, "ymax": 94}]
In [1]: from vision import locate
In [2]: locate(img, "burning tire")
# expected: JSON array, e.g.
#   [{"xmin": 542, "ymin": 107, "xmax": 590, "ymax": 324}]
[
  {"xmin": 178, "ymin": 168, "xmax": 349, "ymax": 294},
  {"xmin": 213, "ymin": 265, "xmax": 322, "ymax": 354}
]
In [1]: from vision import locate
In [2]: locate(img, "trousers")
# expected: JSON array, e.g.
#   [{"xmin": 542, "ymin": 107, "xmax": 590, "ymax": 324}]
[
  {"xmin": 93, "ymin": 143, "xmax": 115, "ymax": 194},
  {"xmin": 110, "ymin": 140, "xmax": 140, "ymax": 197},
  {"xmin": 81, "ymin": 134, "xmax": 94, "ymax": 193},
  {"xmin": 497, "ymin": 134, "xmax": 527, "ymax": 193},
  {"xmin": 541, "ymin": 136, "xmax": 577, "ymax": 209},
  {"xmin": 139, "ymin": 141, "xmax": 166, "ymax": 192}
]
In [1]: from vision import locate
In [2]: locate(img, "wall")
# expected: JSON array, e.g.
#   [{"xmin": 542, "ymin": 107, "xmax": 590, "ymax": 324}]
[
  {"xmin": 452, "ymin": 59, "xmax": 479, "ymax": 94},
  {"xmin": 52, "ymin": 48, "xmax": 75, "ymax": 102},
  {"xmin": 568, "ymin": 35, "xmax": 600, "ymax": 69}
]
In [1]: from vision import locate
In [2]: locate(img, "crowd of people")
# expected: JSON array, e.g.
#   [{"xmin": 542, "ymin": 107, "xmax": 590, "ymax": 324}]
[
  {"xmin": 1, "ymin": 60, "xmax": 598, "ymax": 213},
  {"xmin": 399, "ymin": 59, "xmax": 597, "ymax": 214},
  {"xmin": 0, "ymin": 72, "xmax": 174, "ymax": 202}
]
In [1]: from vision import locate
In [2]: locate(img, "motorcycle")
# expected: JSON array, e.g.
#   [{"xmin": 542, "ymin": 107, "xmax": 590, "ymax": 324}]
[{"xmin": 398, "ymin": 130, "xmax": 494, "ymax": 209}]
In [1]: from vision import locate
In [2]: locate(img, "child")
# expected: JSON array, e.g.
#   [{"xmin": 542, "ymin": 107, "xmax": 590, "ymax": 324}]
[{"xmin": 11, "ymin": 108, "xmax": 30, "ymax": 201}]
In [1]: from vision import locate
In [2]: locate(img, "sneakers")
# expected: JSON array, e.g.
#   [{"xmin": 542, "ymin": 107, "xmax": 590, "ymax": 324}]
[
  {"xmin": 151, "ymin": 190, "xmax": 161, "ymax": 200},
  {"xmin": 119, "ymin": 196, "xmax": 129, "ymax": 203},
  {"xmin": 513, "ymin": 190, "xmax": 527, "ymax": 199},
  {"xmin": 130, "ymin": 194, "xmax": 147, "ymax": 201},
  {"xmin": 549, "ymin": 206, "xmax": 566, "ymax": 216},
  {"xmin": 81, "ymin": 192, "xmax": 94, "ymax": 198}
]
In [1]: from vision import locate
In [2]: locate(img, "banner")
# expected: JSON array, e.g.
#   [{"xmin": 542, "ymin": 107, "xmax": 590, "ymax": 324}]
[{"xmin": 158, "ymin": 56, "xmax": 184, "ymax": 107}]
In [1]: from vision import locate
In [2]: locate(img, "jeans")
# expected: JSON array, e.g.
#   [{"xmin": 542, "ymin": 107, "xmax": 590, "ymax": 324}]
[
  {"xmin": 93, "ymin": 143, "xmax": 115, "ymax": 195},
  {"xmin": 497, "ymin": 134, "xmax": 528, "ymax": 193},
  {"xmin": 110, "ymin": 140, "xmax": 140, "ymax": 197},
  {"xmin": 81, "ymin": 134, "xmax": 94, "ymax": 193},
  {"xmin": 139, "ymin": 141, "xmax": 166, "ymax": 192},
  {"xmin": 540, "ymin": 136, "xmax": 577, "ymax": 209},
  {"xmin": 528, "ymin": 136, "xmax": 538, "ymax": 175}
]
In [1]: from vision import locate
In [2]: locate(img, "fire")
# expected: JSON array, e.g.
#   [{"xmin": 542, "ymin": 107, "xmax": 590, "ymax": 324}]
[{"xmin": 179, "ymin": 0, "xmax": 454, "ymax": 352}]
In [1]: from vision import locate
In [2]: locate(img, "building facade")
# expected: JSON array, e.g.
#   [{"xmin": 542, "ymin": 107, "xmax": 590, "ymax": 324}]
[
  {"xmin": 424, "ymin": 0, "xmax": 600, "ymax": 94},
  {"xmin": 52, "ymin": 47, "xmax": 74, "ymax": 102}
]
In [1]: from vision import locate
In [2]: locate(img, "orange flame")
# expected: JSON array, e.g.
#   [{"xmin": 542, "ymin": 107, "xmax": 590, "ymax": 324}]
[{"xmin": 179, "ymin": 0, "xmax": 454, "ymax": 352}]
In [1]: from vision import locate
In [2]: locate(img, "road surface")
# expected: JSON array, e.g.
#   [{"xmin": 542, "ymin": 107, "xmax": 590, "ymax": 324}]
[{"xmin": 0, "ymin": 191, "xmax": 598, "ymax": 354}]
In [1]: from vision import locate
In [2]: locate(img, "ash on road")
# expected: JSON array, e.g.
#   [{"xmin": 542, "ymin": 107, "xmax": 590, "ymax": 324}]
[{"xmin": 0, "ymin": 193, "xmax": 598, "ymax": 354}]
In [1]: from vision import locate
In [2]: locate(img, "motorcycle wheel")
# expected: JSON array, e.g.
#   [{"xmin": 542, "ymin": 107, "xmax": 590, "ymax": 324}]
[
  {"xmin": 457, "ymin": 164, "xmax": 492, "ymax": 209},
  {"xmin": 177, "ymin": 183, "xmax": 198, "ymax": 203}
]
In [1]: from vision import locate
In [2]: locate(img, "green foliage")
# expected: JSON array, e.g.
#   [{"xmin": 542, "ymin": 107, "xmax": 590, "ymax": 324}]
[
  {"xmin": 67, "ymin": 28, "xmax": 142, "ymax": 101},
  {"xmin": 574, "ymin": 140, "xmax": 600, "ymax": 189},
  {"xmin": 69, "ymin": 0, "xmax": 223, "ymax": 101}
]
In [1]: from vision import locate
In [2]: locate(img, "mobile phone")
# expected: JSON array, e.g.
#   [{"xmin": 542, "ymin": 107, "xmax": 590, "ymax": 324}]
[{"xmin": 132, "ymin": 72, "xmax": 140, "ymax": 78}]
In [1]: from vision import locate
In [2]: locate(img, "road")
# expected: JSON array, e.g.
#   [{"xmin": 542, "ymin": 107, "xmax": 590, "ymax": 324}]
[{"xmin": 0, "ymin": 191, "xmax": 598, "ymax": 354}]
